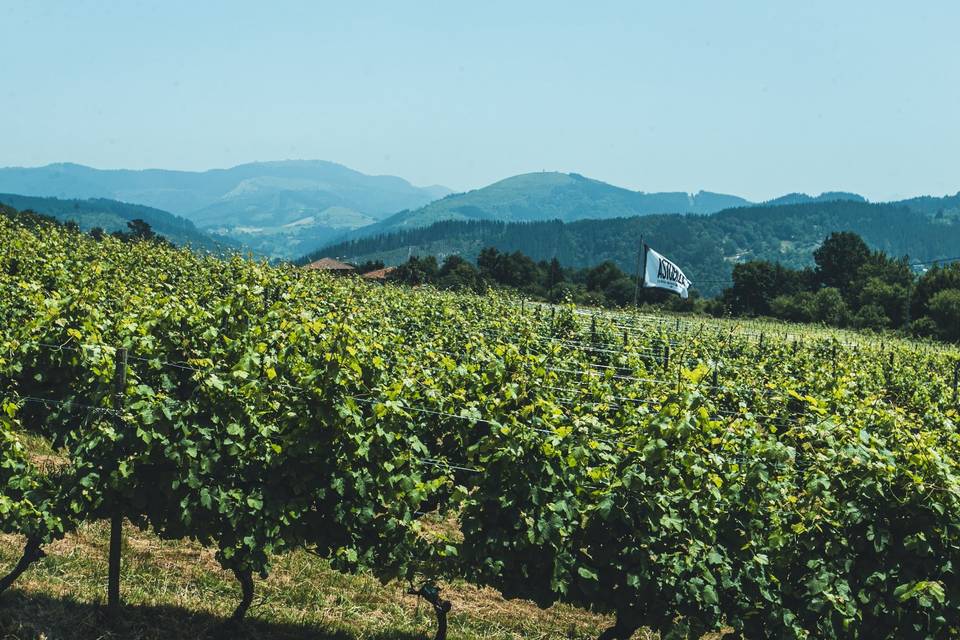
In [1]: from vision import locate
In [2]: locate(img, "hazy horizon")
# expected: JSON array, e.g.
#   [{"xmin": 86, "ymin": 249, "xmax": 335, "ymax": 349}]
[
  {"xmin": 3, "ymin": 158, "xmax": 957, "ymax": 204},
  {"xmin": 2, "ymin": 1, "xmax": 958, "ymax": 202}
]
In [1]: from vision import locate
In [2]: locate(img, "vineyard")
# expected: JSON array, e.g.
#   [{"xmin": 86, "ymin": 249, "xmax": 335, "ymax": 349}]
[{"xmin": 2, "ymin": 206, "xmax": 960, "ymax": 639}]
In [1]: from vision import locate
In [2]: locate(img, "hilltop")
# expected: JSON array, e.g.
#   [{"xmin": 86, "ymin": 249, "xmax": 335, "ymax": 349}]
[{"xmin": 340, "ymin": 172, "xmax": 754, "ymax": 240}]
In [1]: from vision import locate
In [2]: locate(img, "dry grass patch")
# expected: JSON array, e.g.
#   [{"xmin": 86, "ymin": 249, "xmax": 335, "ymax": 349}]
[{"xmin": 0, "ymin": 523, "xmax": 620, "ymax": 640}]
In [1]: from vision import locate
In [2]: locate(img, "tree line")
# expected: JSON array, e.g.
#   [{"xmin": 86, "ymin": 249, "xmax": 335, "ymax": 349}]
[
  {"xmin": 384, "ymin": 231, "xmax": 960, "ymax": 342},
  {"xmin": 390, "ymin": 247, "xmax": 697, "ymax": 312},
  {"xmin": 721, "ymin": 231, "xmax": 960, "ymax": 341},
  {"xmin": 310, "ymin": 199, "xmax": 960, "ymax": 297}
]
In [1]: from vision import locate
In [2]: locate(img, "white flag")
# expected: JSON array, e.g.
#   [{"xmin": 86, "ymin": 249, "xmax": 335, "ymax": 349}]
[{"xmin": 643, "ymin": 245, "xmax": 692, "ymax": 299}]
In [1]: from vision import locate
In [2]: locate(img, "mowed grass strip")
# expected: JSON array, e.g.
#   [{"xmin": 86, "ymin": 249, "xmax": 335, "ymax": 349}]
[{"xmin": 0, "ymin": 524, "xmax": 629, "ymax": 640}]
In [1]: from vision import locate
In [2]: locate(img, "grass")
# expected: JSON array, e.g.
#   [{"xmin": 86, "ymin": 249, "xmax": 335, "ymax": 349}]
[
  {"xmin": 0, "ymin": 522, "xmax": 633, "ymax": 640},
  {"xmin": 1, "ymin": 432, "xmax": 630, "ymax": 639}
]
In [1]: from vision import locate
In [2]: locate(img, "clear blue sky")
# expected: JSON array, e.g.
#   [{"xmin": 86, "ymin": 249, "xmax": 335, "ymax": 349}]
[{"xmin": 2, "ymin": 0, "xmax": 958, "ymax": 201}]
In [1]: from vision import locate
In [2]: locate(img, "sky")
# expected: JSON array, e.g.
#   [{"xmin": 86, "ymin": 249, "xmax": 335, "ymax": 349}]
[{"xmin": 1, "ymin": 0, "xmax": 958, "ymax": 202}]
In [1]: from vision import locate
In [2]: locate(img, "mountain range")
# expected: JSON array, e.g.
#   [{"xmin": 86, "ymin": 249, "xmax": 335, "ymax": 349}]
[
  {"xmin": 346, "ymin": 172, "xmax": 754, "ymax": 238},
  {"xmin": 0, "ymin": 161, "xmax": 880, "ymax": 259},
  {"xmin": 0, "ymin": 161, "xmax": 450, "ymax": 258},
  {"xmin": 1, "ymin": 161, "xmax": 958, "ymax": 286},
  {"xmin": 329, "ymin": 174, "xmax": 883, "ymax": 247}
]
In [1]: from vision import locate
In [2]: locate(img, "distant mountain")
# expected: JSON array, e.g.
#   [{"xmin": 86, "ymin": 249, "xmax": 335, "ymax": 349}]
[
  {"xmin": 341, "ymin": 172, "xmax": 753, "ymax": 241},
  {"xmin": 0, "ymin": 193, "xmax": 229, "ymax": 252},
  {"xmin": 11, "ymin": 161, "xmax": 953, "ymax": 267},
  {"xmin": 310, "ymin": 199, "xmax": 960, "ymax": 296},
  {"xmin": 0, "ymin": 161, "xmax": 452, "ymax": 258},
  {"xmin": 761, "ymin": 192, "xmax": 867, "ymax": 207},
  {"xmin": 889, "ymin": 192, "xmax": 960, "ymax": 219}
]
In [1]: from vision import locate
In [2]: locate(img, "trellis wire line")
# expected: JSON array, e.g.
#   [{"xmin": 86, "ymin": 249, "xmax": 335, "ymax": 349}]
[
  {"xmin": 17, "ymin": 335, "xmax": 955, "ymax": 419},
  {"xmin": 17, "ymin": 396, "xmax": 122, "ymax": 417},
  {"xmin": 349, "ymin": 394, "xmax": 618, "ymax": 443},
  {"xmin": 12, "ymin": 319, "xmax": 959, "ymax": 379},
  {"xmin": 8, "ymin": 392, "xmax": 856, "ymax": 477},
  {"xmin": 15, "ymin": 333, "xmax": 956, "ymax": 421},
  {"xmin": 393, "ymin": 345, "xmax": 937, "ymax": 413},
  {"xmin": 432, "ymin": 330, "xmax": 956, "ymax": 390},
  {"xmin": 16, "ymin": 388, "xmax": 938, "ymax": 492},
  {"xmin": 383, "ymin": 353, "xmax": 811, "ymax": 429},
  {"xmin": 558, "ymin": 306, "xmax": 927, "ymax": 353},
  {"xmin": 387, "ymin": 351, "xmax": 815, "ymax": 432}
]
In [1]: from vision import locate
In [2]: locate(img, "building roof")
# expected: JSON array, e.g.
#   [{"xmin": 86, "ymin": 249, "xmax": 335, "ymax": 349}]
[
  {"xmin": 362, "ymin": 266, "xmax": 397, "ymax": 280},
  {"xmin": 304, "ymin": 257, "xmax": 355, "ymax": 271}
]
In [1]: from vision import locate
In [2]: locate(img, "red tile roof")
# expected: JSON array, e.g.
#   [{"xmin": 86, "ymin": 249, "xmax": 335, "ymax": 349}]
[
  {"xmin": 362, "ymin": 266, "xmax": 397, "ymax": 280},
  {"xmin": 304, "ymin": 257, "xmax": 355, "ymax": 271}
]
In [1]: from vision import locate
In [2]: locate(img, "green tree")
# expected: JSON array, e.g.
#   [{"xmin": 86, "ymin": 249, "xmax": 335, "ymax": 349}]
[
  {"xmin": 603, "ymin": 277, "xmax": 637, "ymax": 307},
  {"xmin": 111, "ymin": 219, "xmax": 168, "ymax": 245},
  {"xmin": 438, "ymin": 255, "xmax": 482, "ymax": 291},
  {"xmin": 813, "ymin": 231, "xmax": 870, "ymax": 295},
  {"xmin": 858, "ymin": 277, "xmax": 910, "ymax": 328},
  {"xmin": 126, "ymin": 219, "xmax": 157, "ymax": 241},
  {"xmin": 546, "ymin": 257, "xmax": 564, "ymax": 289},
  {"xmin": 393, "ymin": 255, "xmax": 438, "ymax": 285},
  {"xmin": 812, "ymin": 287, "xmax": 849, "ymax": 326},
  {"xmin": 911, "ymin": 263, "xmax": 960, "ymax": 320},
  {"xmin": 355, "ymin": 260, "xmax": 385, "ymax": 274},
  {"xmin": 722, "ymin": 261, "xmax": 807, "ymax": 316},
  {"xmin": 770, "ymin": 292, "xmax": 816, "ymax": 323},
  {"xmin": 477, "ymin": 248, "xmax": 538, "ymax": 288},
  {"xmin": 927, "ymin": 289, "xmax": 960, "ymax": 341},
  {"xmin": 852, "ymin": 303, "xmax": 889, "ymax": 330},
  {"xmin": 585, "ymin": 261, "xmax": 626, "ymax": 293},
  {"xmin": 547, "ymin": 281, "xmax": 580, "ymax": 304}
]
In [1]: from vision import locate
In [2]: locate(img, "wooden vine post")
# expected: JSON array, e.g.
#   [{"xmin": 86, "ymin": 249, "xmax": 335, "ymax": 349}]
[
  {"xmin": 953, "ymin": 360, "xmax": 959, "ymax": 406},
  {"xmin": 108, "ymin": 347, "xmax": 127, "ymax": 617}
]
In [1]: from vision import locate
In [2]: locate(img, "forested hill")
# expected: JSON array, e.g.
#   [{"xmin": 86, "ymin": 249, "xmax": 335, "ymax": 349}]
[
  {"xmin": 310, "ymin": 200, "xmax": 960, "ymax": 296},
  {"xmin": 340, "ymin": 172, "xmax": 754, "ymax": 240},
  {"xmin": 0, "ymin": 193, "xmax": 229, "ymax": 252}
]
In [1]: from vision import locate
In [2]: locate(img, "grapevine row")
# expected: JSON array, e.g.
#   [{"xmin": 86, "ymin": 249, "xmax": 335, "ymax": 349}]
[{"xmin": 2, "ymin": 210, "xmax": 960, "ymax": 639}]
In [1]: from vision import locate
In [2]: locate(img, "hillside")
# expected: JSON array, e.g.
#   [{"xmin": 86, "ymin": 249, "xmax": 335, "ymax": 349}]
[
  {"xmin": 4, "ymin": 204, "xmax": 960, "ymax": 639},
  {"xmin": 0, "ymin": 193, "xmax": 228, "ymax": 252},
  {"xmin": 311, "ymin": 199, "xmax": 960, "ymax": 296},
  {"xmin": 0, "ymin": 161, "xmax": 451, "ymax": 258},
  {"xmin": 340, "ymin": 172, "xmax": 753, "ymax": 241}
]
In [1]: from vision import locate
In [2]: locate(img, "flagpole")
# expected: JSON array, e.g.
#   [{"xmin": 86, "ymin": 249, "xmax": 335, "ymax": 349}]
[{"xmin": 633, "ymin": 235, "xmax": 644, "ymax": 308}]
